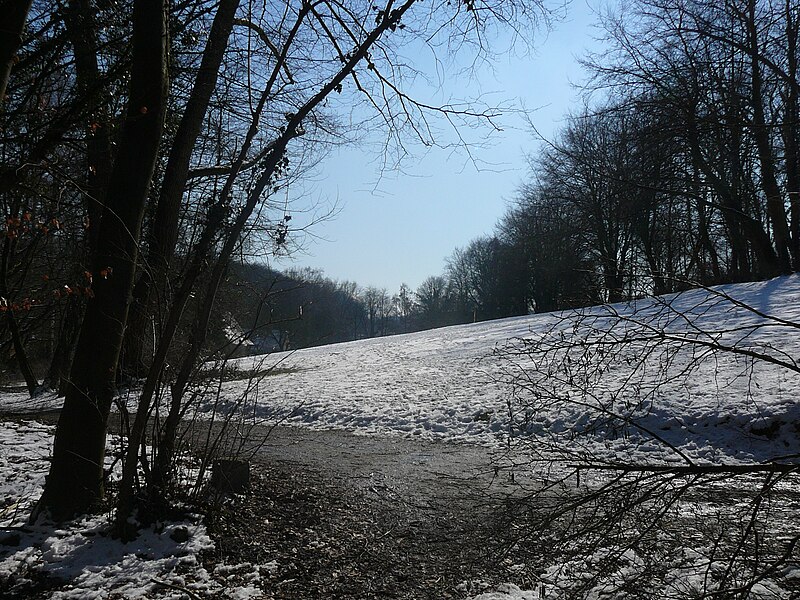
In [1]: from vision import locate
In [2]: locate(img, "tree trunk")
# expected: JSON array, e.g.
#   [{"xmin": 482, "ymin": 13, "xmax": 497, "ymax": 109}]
[
  {"xmin": 40, "ymin": 0, "xmax": 116, "ymax": 392},
  {"xmin": 784, "ymin": 0, "xmax": 800, "ymax": 267},
  {"xmin": 123, "ymin": 0, "xmax": 240, "ymax": 376},
  {"xmin": 0, "ymin": 0, "xmax": 32, "ymax": 110},
  {"xmin": 4, "ymin": 310, "xmax": 36, "ymax": 394},
  {"xmin": 63, "ymin": 0, "xmax": 114, "ymax": 256},
  {"xmin": 685, "ymin": 115, "xmax": 776, "ymax": 279},
  {"xmin": 0, "ymin": 215, "xmax": 36, "ymax": 395},
  {"xmin": 747, "ymin": 0, "xmax": 792, "ymax": 274},
  {"xmin": 693, "ymin": 185, "xmax": 722, "ymax": 284},
  {"xmin": 44, "ymin": 297, "xmax": 82, "ymax": 394},
  {"xmin": 33, "ymin": 0, "xmax": 168, "ymax": 522}
]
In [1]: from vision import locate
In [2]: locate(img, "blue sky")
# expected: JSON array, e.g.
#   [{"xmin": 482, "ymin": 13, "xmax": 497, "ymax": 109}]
[{"xmin": 275, "ymin": 1, "xmax": 602, "ymax": 293}]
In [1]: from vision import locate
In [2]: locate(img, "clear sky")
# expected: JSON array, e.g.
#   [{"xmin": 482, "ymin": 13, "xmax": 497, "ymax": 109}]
[{"xmin": 274, "ymin": 1, "xmax": 603, "ymax": 294}]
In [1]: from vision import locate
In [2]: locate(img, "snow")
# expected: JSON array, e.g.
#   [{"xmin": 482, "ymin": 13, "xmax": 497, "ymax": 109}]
[
  {"xmin": 0, "ymin": 421, "xmax": 52, "ymax": 525},
  {"xmin": 468, "ymin": 583, "xmax": 540, "ymax": 599},
  {"xmin": 3, "ymin": 275, "xmax": 800, "ymax": 597},
  {"xmin": 198, "ymin": 275, "xmax": 800, "ymax": 467},
  {"xmin": 0, "ymin": 421, "xmax": 275, "ymax": 598}
]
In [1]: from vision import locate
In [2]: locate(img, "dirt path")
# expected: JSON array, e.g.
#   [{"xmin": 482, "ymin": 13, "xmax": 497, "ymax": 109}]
[
  {"xmin": 2, "ymin": 411, "xmax": 536, "ymax": 597},
  {"xmin": 203, "ymin": 426, "xmax": 533, "ymax": 598},
  {"xmin": 3, "ymin": 408, "xmax": 526, "ymax": 503},
  {"xmin": 244, "ymin": 425, "xmax": 509, "ymax": 498}
]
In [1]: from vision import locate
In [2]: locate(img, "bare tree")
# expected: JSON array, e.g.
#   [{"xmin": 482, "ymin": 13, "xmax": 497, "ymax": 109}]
[
  {"xmin": 362, "ymin": 286, "xmax": 389, "ymax": 337},
  {"xmin": 0, "ymin": 0, "xmax": 552, "ymax": 527},
  {"xmin": 122, "ymin": 0, "xmax": 241, "ymax": 376},
  {"xmin": 494, "ymin": 278, "xmax": 800, "ymax": 597},
  {"xmin": 395, "ymin": 282, "xmax": 415, "ymax": 332},
  {"xmin": 0, "ymin": 0, "xmax": 33, "ymax": 108},
  {"xmin": 34, "ymin": 0, "xmax": 168, "ymax": 520},
  {"xmin": 415, "ymin": 274, "xmax": 453, "ymax": 328},
  {"xmin": 581, "ymin": 0, "xmax": 798, "ymax": 281}
]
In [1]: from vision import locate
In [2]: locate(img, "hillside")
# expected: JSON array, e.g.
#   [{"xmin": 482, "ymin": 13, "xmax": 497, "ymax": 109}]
[
  {"xmin": 203, "ymin": 275, "xmax": 800, "ymax": 466},
  {"xmin": 5, "ymin": 275, "xmax": 799, "ymax": 463}
]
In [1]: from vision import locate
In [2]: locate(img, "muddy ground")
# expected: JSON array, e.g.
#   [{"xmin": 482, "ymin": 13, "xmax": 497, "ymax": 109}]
[
  {"xmin": 195, "ymin": 424, "xmax": 540, "ymax": 598},
  {"xmin": 2, "ymin": 411, "xmax": 540, "ymax": 598}
]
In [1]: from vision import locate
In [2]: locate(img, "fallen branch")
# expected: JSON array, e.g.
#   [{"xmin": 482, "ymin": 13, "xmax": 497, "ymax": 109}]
[
  {"xmin": 150, "ymin": 577, "xmax": 204, "ymax": 600},
  {"xmin": 568, "ymin": 463, "xmax": 800, "ymax": 474}
]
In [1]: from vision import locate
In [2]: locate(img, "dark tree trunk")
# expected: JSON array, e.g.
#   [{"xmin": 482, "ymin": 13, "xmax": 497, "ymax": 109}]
[
  {"xmin": 123, "ymin": 0, "xmax": 240, "ymax": 376},
  {"xmin": 5, "ymin": 310, "xmax": 36, "ymax": 395},
  {"xmin": 747, "ymin": 0, "xmax": 792, "ymax": 274},
  {"xmin": 0, "ymin": 0, "xmax": 32, "ymax": 110},
  {"xmin": 63, "ymin": 0, "xmax": 114, "ymax": 256},
  {"xmin": 34, "ymin": 0, "xmax": 168, "ymax": 522},
  {"xmin": 685, "ymin": 116, "xmax": 776, "ymax": 280},
  {"xmin": 784, "ymin": 0, "xmax": 800, "ymax": 267},
  {"xmin": 41, "ymin": 0, "xmax": 116, "ymax": 391},
  {"xmin": 0, "ymin": 212, "xmax": 36, "ymax": 395},
  {"xmin": 694, "ymin": 189, "xmax": 722, "ymax": 284},
  {"xmin": 44, "ymin": 297, "xmax": 82, "ymax": 394}
]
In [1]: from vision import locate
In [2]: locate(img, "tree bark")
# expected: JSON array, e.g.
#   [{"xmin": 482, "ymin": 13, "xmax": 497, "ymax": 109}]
[
  {"xmin": 0, "ymin": 201, "xmax": 37, "ymax": 395},
  {"xmin": 41, "ymin": 0, "xmax": 116, "ymax": 391},
  {"xmin": 44, "ymin": 297, "xmax": 82, "ymax": 394},
  {"xmin": 0, "ymin": 0, "xmax": 32, "ymax": 111},
  {"xmin": 123, "ymin": 0, "xmax": 240, "ymax": 376},
  {"xmin": 34, "ymin": 0, "xmax": 168, "ymax": 522},
  {"xmin": 0, "ymin": 0, "xmax": 35, "ymax": 392},
  {"xmin": 62, "ymin": 0, "xmax": 114, "ymax": 256}
]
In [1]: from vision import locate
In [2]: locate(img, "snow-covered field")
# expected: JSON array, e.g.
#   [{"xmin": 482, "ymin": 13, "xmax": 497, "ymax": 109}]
[
  {"xmin": 2, "ymin": 275, "xmax": 800, "ymax": 598},
  {"xmin": 207, "ymin": 275, "xmax": 800, "ymax": 467}
]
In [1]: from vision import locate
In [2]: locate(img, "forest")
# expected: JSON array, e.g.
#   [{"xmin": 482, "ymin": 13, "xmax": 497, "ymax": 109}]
[
  {"xmin": 0, "ymin": 0, "xmax": 556, "ymax": 528},
  {"xmin": 3, "ymin": 0, "xmax": 800, "ymax": 376}
]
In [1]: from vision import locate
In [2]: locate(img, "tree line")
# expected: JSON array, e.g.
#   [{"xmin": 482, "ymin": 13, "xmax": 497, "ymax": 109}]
[
  {"xmin": 506, "ymin": 0, "xmax": 800, "ymax": 310},
  {"xmin": 410, "ymin": 0, "xmax": 800, "ymax": 318},
  {"xmin": 219, "ymin": 264, "xmax": 467, "ymax": 351},
  {"xmin": 309, "ymin": 0, "xmax": 800, "ymax": 330},
  {"xmin": 221, "ymin": 253, "xmax": 526, "ymax": 349}
]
